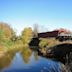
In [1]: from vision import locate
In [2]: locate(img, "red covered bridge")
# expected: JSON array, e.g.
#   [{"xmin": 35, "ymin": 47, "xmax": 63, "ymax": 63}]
[{"xmin": 38, "ymin": 30, "xmax": 59, "ymax": 38}]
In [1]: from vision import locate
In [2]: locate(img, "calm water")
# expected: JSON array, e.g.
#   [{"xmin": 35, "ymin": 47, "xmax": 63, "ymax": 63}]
[{"xmin": 0, "ymin": 48, "xmax": 63, "ymax": 72}]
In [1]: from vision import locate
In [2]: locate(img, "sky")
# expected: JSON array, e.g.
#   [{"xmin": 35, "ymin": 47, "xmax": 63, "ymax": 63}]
[{"xmin": 0, "ymin": 0, "xmax": 72, "ymax": 35}]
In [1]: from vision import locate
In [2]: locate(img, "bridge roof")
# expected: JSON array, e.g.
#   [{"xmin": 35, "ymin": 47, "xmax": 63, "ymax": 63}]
[{"xmin": 38, "ymin": 31, "xmax": 58, "ymax": 38}]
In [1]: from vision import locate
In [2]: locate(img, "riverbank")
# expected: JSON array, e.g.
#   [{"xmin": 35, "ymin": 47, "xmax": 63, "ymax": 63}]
[{"xmin": 0, "ymin": 39, "xmax": 30, "ymax": 58}]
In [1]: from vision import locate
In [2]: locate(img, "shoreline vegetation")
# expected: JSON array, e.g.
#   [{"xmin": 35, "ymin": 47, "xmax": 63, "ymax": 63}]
[
  {"xmin": 0, "ymin": 22, "xmax": 72, "ymax": 72},
  {"xmin": 0, "ymin": 22, "xmax": 33, "ymax": 57},
  {"xmin": 0, "ymin": 22, "xmax": 72, "ymax": 56},
  {"xmin": 0, "ymin": 22, "xmax": 57, "ymax": 56}
]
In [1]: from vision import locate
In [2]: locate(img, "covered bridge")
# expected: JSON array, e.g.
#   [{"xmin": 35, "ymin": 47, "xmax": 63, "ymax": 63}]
[{"xmin": 38, "ymin": 30, "xmax": 59, "ymax": 38}]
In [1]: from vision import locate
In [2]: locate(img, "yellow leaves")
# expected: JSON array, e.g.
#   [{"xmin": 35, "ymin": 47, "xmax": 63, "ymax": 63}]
[
  {"xmin": 40, "ymin": 48, "xmax": 47, "ymax": 55},
  {"xmin": 22, "ymin": 27, "xmax": 33, "ymax": 44},
  {"xmin": 0, "ymin": 22, "xmax": 14, "ymax": 40},
  {"xmin": 22, "ymin": 27, "xmax": 33, "ymax": 37},
  {"xmin": 39, "ymin": 38, "xmax": 60, "ymax": 55},
  {"xmin": 39, "ymin": 38, "xmax": 60, "ymax": 48},
  {"xmin": 0, "ymin": 23, "xmax": 16, "ymax": 52},
  {"xmin": 39, "ymin": 38, "xmax": 48, "ymax": 48}
]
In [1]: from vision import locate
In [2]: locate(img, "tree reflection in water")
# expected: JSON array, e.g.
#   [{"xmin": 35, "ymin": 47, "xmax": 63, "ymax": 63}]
[
  {"xmin": 0, "ymin": 46, "xmax": 68, "ymax": 72},
  {"xmin": 0, "ymin": 50, "xmax": 16, "ymax": 70},
  {"xmin": 20, "ymin": 46, "xmax": 32, "ymax": 64},
  {"xmin": 0, "ymin": 46, "xmax": 39, "ymax": 70}
]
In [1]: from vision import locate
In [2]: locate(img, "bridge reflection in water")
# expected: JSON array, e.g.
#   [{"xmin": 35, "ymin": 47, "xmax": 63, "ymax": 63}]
[{"xmin": 29, "ymin": 36, "xmax": 72, "ymax": 72}]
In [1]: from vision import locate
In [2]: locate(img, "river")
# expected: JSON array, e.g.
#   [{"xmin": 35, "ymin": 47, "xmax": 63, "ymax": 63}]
[{"xmin": 0, "ymin": 47, "xmax": 66, "ymax": 72}]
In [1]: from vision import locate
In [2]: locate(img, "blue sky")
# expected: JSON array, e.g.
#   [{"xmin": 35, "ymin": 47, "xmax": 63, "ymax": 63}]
[{"xmin": 0, "ymin": 0, "xmax": 72, "ymax": 35}]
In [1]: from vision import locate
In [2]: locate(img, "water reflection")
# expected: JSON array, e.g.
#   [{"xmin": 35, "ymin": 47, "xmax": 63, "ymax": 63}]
[
  {"xmin": 0, "ymin": 51, "xmax": 16, "ymax": 70},
  {"xmin": 0, "ymin": 46, "xmax": 67, "ymax": 72},
  {"xmin": 20, "ymin": 47, "xmax": 32, "ymax": 64},
  {"xmin": 34, "ymin": 51, "xmax": 39, "ymax": 61}
]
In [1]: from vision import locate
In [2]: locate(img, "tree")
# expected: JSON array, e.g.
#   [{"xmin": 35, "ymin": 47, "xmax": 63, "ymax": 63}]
[
  {"xmin": 21, "ymin": 27, "xmax": 33, "ymax": 44},
  {"xmin": 0, "ymin": 22, "xmax": 15, "ymax": 40},
  {"xmin": 0, "ymin": 29, "xmax": 5, "ymax": 41},
  {"xmin": 0, "ymin": 22, "xmax": 16, "ymax": 50}
]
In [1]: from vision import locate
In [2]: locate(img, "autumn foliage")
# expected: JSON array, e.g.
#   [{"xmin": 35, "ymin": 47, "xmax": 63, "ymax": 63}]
[
  {"xmin": 0, "ymin": 22, "xmax": 14, "ymax": 40},
  {"xmin": 21, "ymin": 27, "xmax": 33, "ymax": 44}
]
